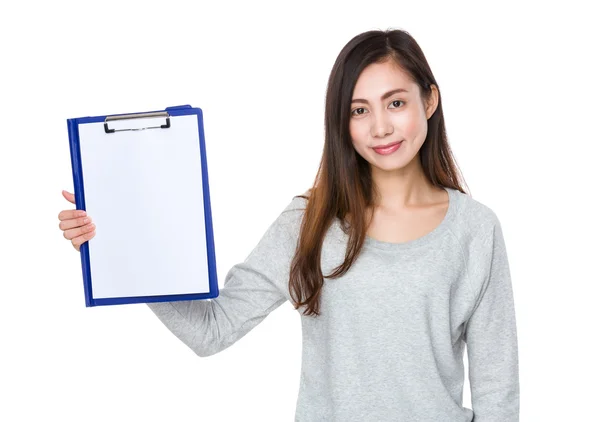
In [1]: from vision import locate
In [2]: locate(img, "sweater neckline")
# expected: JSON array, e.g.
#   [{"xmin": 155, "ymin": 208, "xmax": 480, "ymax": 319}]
[{"xmin": 362, "ymin": 186, "xmax": 458, "ymax": 251}]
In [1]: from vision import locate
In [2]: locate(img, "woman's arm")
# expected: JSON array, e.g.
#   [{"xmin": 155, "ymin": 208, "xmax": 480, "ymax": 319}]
[
  {"xmin": 147, "ymin": 207, "xmax": 300, "ymax": 357},
  {"xmin": 464, "ymin": 217, "xmax": 520, "ymax": 420}
]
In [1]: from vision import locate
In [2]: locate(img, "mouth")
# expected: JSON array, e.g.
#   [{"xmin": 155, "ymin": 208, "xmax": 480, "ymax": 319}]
[
  {"xmin": 372, "ymin": 140, "xmax": 404, "ymax": 155},
  {"xmin": 372, "ymin": 141, "xmax": 402, "ymax": 149}
]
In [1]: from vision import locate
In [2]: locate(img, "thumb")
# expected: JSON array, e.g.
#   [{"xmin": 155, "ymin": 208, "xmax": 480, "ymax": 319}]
[{"xmin": 62, "ymin": 190, "xmax": 76, "ymax": 204}]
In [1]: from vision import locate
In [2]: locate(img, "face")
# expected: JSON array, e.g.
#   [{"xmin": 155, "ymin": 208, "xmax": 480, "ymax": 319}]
[{"xmin": 349, "ymin": 59, "xmax": 438, "ymax": 174}]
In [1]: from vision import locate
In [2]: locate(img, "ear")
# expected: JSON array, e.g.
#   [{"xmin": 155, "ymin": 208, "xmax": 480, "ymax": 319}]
[{"xmin": 425, "ymin": 84, "xmax": 439, "ymax": 120}]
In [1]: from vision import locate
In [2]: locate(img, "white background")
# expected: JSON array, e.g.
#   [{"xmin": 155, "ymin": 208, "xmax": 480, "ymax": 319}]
[{"xmin": 1, "ymin": 1, "xmax": 598, "ymax": 420}]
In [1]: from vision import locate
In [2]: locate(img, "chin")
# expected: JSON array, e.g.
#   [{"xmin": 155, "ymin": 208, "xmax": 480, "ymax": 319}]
[{"xmin": 369, "ymin": 159, "xmax": 408, "ymax": 173}]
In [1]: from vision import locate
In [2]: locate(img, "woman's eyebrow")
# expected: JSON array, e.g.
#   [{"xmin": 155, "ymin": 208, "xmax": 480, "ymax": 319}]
[{"xmin": 351, "ymin": 88, "xmax": 409, "ymax": 104}]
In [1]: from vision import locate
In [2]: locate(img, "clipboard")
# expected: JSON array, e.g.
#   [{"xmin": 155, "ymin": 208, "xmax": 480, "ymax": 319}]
[{"xmin": 66, "ymin": 104, "xmax": 219, "ymax": 307}]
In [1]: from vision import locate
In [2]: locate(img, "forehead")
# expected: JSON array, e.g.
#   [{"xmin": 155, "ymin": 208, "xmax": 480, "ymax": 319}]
[{"xmin": 352, "ymin": 60, "xmax": 415, "ymax": 96}]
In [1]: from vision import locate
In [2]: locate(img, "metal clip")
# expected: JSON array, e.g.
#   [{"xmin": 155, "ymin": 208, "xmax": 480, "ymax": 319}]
[{"xmin": 104, "ymin": 111, "xmax": 171, "ymax": 133}]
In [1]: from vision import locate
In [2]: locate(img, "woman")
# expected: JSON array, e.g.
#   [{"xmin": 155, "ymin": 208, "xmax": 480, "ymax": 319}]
[{"xmin": 58, "ymin": 28, "xmax": 520, "ymax": 421}]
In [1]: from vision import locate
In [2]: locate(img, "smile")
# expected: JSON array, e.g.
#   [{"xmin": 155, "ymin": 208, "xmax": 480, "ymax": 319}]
[{"xmin": 372, "ymin": 141, "xmax": 403, "ymax": 155}]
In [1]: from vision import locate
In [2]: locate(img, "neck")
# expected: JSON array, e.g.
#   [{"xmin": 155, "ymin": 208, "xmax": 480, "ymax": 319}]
[{"xmin": 370, "ymin": 159, "xmax": 438, "ymax": 210}]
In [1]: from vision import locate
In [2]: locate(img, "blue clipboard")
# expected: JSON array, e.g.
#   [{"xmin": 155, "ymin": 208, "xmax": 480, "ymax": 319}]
[{"xmin": 66, "ymin": 104, "xmax": 219, "ymax": 307}]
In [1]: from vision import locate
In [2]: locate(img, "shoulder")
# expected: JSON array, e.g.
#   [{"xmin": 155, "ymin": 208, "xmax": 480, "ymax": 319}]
[
  {"xmin": 451, "ymin": 188, "xmax": 502, "ymax": 237},
  {"xmin": 281, "ymin": 190, "xmax": 310, "ymax": 216},
  {"xmin": 453, "ymin": 191, "xmax": 514, "ymax": 302},
  {"xmin": 448, "ymin": 189, "xmax": 509, "ymax": 292},
  {"xmin": 284, "ymin": 190, "xmax": 310, "ymax": 209},
  {"xmin": 265, "ymin": 191, "xmax": 310, "ymax": 240}
]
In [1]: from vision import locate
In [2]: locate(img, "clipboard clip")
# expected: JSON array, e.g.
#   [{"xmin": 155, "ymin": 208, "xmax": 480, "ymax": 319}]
[{"xmin": 104, "ymin": 111, "xmax": 171, "ymax": 134}]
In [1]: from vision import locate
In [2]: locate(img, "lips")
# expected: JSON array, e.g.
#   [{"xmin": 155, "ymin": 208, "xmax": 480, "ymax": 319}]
[
  {"xmin": 373, "ymin": 141, "xmax": 402, "ymax": 149},
  {"xmin": 372, "ymin": 140, "xmax": 404, "ymax": 155}
]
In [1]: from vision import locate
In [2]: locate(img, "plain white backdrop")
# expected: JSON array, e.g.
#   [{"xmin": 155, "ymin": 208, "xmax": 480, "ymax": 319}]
[{"xmin": 1, "ymin": 0, "xmax": 598, "ymax": 420}]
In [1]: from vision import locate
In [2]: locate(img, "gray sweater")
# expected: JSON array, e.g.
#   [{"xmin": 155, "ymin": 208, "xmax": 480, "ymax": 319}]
[{"xmin": 147, "ymin": 186, "xmax": 520, "ymax": 421}]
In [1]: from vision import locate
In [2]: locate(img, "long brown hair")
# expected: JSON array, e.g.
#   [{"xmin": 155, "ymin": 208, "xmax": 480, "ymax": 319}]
[{"xmin": 288, "ymin": 29, "xmax": 469, "ymax": 317}]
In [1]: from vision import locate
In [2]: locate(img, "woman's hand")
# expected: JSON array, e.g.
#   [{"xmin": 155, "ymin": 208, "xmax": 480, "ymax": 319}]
[{"xmin": 58, "ymin": 190, "xmax": 96, "ymax": 251}]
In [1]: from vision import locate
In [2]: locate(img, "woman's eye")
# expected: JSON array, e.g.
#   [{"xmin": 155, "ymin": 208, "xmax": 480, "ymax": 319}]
[{"xmin": 351, "ymin": 100, "xmax": 404, "ymax": 116}]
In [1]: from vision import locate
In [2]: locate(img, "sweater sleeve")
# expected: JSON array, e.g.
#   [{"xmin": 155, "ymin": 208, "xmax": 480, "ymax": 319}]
[
  {"xmin": 464, "ymin": 217, "xmax": 520, "ymax": 421},
  {"xmin": 146, "ymin": 208, "xmax": 298, "ymax": 357}
]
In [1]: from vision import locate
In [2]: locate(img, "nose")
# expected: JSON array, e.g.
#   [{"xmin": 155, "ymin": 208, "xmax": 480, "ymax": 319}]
[{"xmin": 370, "ymin": 111, "xmax": 393, "ymax": 138}]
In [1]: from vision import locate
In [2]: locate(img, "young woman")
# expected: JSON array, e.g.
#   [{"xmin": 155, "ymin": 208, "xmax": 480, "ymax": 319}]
[{"xmin": 58, "ymin": 29, "xmax": 519, "ymax": 421}]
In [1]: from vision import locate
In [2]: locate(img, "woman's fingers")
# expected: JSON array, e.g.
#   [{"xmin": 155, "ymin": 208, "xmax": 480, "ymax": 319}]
[
  {"xmin": 58, "ymin": 191, "xmax": 95, "ymax": 252},
  {"xmin": 62, "ymin": 190, "xmax": 76, "ymax": 204},
  {"xmin": 58, "ymin": 215, "xmax": 91, "ymax": 231},
  {"xmin": 58, "ymin": 208, "xmax": 86, "ymax": 222},
  {"xmin": 63, "ymin": 222, "xmax": 96, "ymax": 241},
  {"xmin": 69, "ymin": 225, "xmax": 97, "ymax": 251}
]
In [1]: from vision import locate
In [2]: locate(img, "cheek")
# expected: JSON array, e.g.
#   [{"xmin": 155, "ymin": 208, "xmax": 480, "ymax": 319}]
[
  {"xmin": 402, "ymin": 118, "xmax": 419, "ymax": 136},
  {"xmin": 349, "ymin": 122, "xmax": 361, "ymax": 146},
  {"xmin": 395, "ymin": 110, "xmax": 427, "ymax": 139},
  {"xmin": 349, "ymin": 120, "xmax": 369, "ymax": 144},
  {"xmin": 349, "ymin": 124, "xmax": 368, "ymax": 157}
]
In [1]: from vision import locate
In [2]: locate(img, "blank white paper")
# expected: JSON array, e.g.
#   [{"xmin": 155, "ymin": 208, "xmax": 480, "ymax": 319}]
[{"xmin": 78, "ymin": 114, "xmax": 211, "ymax": 299}]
